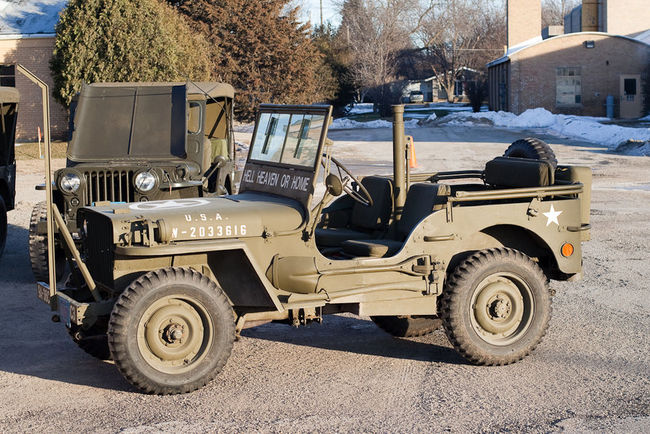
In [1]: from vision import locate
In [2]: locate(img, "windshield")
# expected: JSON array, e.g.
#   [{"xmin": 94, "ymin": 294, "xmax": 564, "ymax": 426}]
[
  {"xmin": 67, "ymin": 84, "xmax": 187, "ymax": 162},
  {"xmin": 239, "ymin": 105, "xmax": 332, "ymax": 207},
  {"xmin": 248, "ymin": 112, "xmax": 325, "ymax": 169}
]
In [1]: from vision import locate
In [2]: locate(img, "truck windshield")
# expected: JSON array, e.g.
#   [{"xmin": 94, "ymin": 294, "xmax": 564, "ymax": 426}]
[
  {"xmin": 249, "ymin": 112, "xmax": 324, "ymax": 168},
  {"xmin": 67, "ymin": 84, "xmax": 187, "ymax": 162}
]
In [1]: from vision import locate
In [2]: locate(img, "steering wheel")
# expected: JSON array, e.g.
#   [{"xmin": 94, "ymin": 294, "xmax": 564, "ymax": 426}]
[{"xmin": 322, "ymin": 154, "xmax": 373, "ymax": 207}]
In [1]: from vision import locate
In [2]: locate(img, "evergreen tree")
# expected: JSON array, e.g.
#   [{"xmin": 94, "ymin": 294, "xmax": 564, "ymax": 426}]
[
  {"xmin": 312, "ymin": 23, "xmax": 356, "ymax": 115},
  {"xmin": 171, "ymin": 0, "xmax": 333, "ymax": 120},
  {"xmin": 51, "ymin": 0, "xmax": 212, "ymax": 107}
]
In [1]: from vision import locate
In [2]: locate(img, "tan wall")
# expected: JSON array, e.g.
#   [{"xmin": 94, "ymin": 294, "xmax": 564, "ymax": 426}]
[
  {"xmin": 603, "ymin": 0, "xmax": 650, "ymax": 38},
  {"xmin": 0, "ymin": 36, "xmax": 68, "ymax": 141},
  {"xmin": 508, "ymin": 33, "xmax": 649, "ymax": 117},
  {"xmin": 581, "ymin": 0, "xmax": 599, "ymax": 32},
  {"xmin": 507, "ymin": 0, "xmax": 542, "ymax": 48}
]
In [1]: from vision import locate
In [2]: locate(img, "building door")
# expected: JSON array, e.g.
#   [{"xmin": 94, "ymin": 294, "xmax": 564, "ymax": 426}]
[{"xmin": 619, "ymin": 74, "xmax": 641, "ymax": 119}]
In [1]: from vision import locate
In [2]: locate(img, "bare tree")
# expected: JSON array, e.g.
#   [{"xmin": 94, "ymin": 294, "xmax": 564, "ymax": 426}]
[
  {"xmin": 340, "ymin": 0, "xmax": 434, "ymax": 114},
  {"xmin": 542, "ymin": 0, "xmax": 581, "ymax": 28},
  {"xmin": 418, "ymin": 0, "xmax": 505, "ymax": 102}
]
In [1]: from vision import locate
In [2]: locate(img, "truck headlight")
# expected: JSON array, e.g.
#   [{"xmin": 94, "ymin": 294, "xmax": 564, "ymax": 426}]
[
  {"xmin": 59, "ymin": 172, "xmax": 81, "ymax": 194},
  {"xmin": 135, "ymin": 171, "xmax": 157, "ymax": 192}
]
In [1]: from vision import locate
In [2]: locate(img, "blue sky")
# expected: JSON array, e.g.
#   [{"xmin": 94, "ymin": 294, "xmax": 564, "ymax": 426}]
[{"xmin": 301, "ymin": 0, "xmax": 341, "ymax": 26}]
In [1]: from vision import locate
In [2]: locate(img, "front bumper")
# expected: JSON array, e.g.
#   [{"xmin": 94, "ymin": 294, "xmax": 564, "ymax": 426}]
[{"xmin": 36, "ymin": 282, "xmax": 113, "ymax": 328}]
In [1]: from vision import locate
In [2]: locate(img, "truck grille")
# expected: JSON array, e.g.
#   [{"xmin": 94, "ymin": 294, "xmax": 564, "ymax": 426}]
[{"xmin": 83, "ymin": 170, "xmax": 134, "ymax": 204}]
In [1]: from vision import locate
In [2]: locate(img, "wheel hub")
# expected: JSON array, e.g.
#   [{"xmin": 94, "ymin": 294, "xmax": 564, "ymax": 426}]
[
  {"xmin": 471, "ymin": 275, "xmax": 531, "ymax": 344},
  {"xmin": 488, "ymin": 295, "xmax": 511, "ymax": 319},
  {"xmin": 162, "ymin": 323, "xmax": 184, "ymax": 344}
]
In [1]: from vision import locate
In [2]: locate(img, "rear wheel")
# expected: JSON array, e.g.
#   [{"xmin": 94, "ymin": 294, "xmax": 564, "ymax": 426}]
[
  {"xmin": 371, "ymin": 315, "xmax": 442, "ymax": 337},
  {"xmin": 108, "ymin": 267, "xmax": 235, "ymax": 394},
  {"xmin": 440, "ymin": 248, "xmax": 551, "ymax": 365},
  {"xmin": 29, "ymin": 201, "xmax": 65, "ymax": 282},
  {"xmin": 504, "ymin": 137, "xmax": 557, "ymax": 169}
]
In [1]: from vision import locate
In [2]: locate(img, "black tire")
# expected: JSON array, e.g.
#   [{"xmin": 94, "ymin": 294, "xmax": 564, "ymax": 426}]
[
  {"xmin": 108, "ymin": 267, "xmax": 235, "ymax": 394},
  {"xmin": 371, "ymin": 315, "xmax": 442, "ymax": 337},
  {"xmin": 440, "ymin": 248, "xmax": 551, "ymax": 365},
  {"xmin": 28, "ymin": 201, "xmax": 65, "ymax": 282},
  {"xmin": 504, "ymin": 137, "xmax": 557, "ymax": 169},
  {"xmin": 68, "ymin": 330, "xmax": 111, "ymax": 360},
  {"xmin": 0, "ymin": 196, "xmax": 6, "ymax": 257}
]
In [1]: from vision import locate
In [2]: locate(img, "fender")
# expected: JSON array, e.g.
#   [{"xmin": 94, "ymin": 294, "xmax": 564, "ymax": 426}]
[
  {"xmin": 115, "ymin": 239, "xmax": 283, "ymax": 311},
  {"xmin": 413, "ymin": 197, "xmax": 583, "ymax": 275}
]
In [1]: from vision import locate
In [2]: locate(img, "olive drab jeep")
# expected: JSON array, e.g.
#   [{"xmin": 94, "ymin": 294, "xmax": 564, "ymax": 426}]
[
  {"xmin": 0, "ymin": 86, "xmax": 19, "ymax": 256},
  {"xmin": 29, "ymin": 81, "xmax": 237, "ymax": 281},
  {"xmin": 36, "ymin": 104, "xmax": 592, "ymax": 395}
]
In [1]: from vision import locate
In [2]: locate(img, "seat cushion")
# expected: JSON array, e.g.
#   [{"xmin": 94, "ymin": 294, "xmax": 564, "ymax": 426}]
[
  {"xmin": 485, "ymin": 156, "xmax": 554, "ymax": 188},
  {"xmin": 315, "ymin": 227, "xmax": 372, "ymax": 247},
  {"xmin": 398, "ymin": 183, "xmax": 450, "ymax": 237},
  {"xmin": 342, "ymin": 239, "xmax": 403, "ymax": 258}
]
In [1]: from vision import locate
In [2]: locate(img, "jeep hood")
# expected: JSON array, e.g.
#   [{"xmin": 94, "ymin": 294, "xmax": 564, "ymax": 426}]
[{"xmin": 82, "ymin": 192, "xmax": 305, "ymax": 244}]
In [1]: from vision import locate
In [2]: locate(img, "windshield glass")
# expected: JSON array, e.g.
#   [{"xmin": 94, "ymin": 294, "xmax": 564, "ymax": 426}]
[{"xmin": 249, "ymin": 112, "xmax": 324, "ymax": 168}]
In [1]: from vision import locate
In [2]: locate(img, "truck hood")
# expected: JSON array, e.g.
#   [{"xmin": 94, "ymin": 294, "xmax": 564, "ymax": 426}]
[{"xmin": 83, "ymin": 192, "xmax": 305, "ymax": 244}]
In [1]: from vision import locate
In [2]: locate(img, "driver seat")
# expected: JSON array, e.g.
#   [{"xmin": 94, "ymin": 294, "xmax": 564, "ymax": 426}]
[{"xmin": 315, "ymin": 176, "xmax": 394, "ymax": 247}]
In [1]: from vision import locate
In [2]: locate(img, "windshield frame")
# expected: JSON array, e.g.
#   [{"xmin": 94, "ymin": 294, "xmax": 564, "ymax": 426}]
[{"xmin": 246, "ymin": 104, "xmax": 331, "ymax": 171}]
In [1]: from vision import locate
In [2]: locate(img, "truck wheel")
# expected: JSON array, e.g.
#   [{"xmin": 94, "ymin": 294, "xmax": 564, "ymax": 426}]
[
  {"xmin": 108, "ymin": 267, "xmax": 235, "ymax": 394},
  {"xmin": 29, "ymin": 201, "xmax": 65, "ymax": 282},
  {"xmin": 370, "ymin": 315, "xmax": 442, "ymax": 337},
  {"xmin": 440, "ymin": 248, "xmax": 551, "ymax": 365},
  {"xmin": 0, "ymin": 196, "xmax": 6, "ymax": 257},
  {"xmin": 504, "ymin": 138, "xmax": 557, "ymax": 169},
  {"xmin": 68, "ymin": 330, "xmax": 111, "ymax": 360}
]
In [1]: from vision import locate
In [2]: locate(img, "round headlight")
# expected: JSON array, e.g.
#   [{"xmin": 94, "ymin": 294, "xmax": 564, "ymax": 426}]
[
  {"xmin": 59, "ymin": 172, "xmax": 81, "ymax": 194},
  {"xmin": 135, "ymin": 171, "xmax": 156, "ymax": 192}
]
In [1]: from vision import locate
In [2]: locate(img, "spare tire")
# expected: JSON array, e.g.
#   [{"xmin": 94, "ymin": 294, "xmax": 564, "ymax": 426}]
[{"xmin": 504, "ymin": 138, "xmax": 557, "ymax": 169}]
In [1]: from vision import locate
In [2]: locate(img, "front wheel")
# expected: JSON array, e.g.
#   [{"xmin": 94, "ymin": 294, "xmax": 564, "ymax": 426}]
[
  {"xmin": 108, "ymin": 267, "xmax": 235, "ymax": 394},
  {"xmin": 28, "ymin": 201, "xmax": 65, "ymax": 282},
  {"xmin": 440, "ymin": 248, "xmax": 551, "ymax": 365}
]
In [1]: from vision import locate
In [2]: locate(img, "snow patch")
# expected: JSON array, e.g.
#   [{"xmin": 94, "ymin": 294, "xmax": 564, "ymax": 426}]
[
  {"xmin": 442, "ymin": 108, "xmax": 650, "ymax": 152},
  {"xmin": 330, "ymin": 118, "xmax": 419, "ymax": 130}
]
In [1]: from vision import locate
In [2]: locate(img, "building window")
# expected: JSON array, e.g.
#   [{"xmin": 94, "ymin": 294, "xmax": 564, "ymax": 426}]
[
  {"xmin": 0, "ymin": 65, "xmax": 15, "ymax": 87},
  {"xmin": 556, "ymin": 67, "xmax": 581, "ymax": 106}
]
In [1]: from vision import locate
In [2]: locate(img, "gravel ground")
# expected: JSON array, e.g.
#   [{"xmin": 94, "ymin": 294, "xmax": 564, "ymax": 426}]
[{"xmin": 0, "ymin": 125, "xmax": 648, "ymax": 433}]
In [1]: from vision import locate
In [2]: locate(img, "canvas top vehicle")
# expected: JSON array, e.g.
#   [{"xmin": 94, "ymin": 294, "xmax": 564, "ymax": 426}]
[
  {"xmin": 29, "ymin": 81, "xmax": 237, "ymax": 280},
  {"xmin": 36, "ymin": 103, "xmax": 591, "ymax": 395}
]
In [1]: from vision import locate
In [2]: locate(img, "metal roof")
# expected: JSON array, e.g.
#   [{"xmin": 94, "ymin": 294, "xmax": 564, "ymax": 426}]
[{"xmin": 86, "ymin": 82, "xmax": 235, "ymax": 99}]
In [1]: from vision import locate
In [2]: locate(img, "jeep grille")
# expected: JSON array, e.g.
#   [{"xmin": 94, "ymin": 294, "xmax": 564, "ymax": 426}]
[{"xmin": 84, "ymin": 170, "xmax": 135, "ymax": 204}]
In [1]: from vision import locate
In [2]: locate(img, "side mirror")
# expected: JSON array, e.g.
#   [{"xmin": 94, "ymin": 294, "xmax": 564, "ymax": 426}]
[
  {"xmin": 325, "ymin": 174, "xmax": 343, "ymax": 197},
  {"xmin": 212, "ymin": 155, "xmax": 227, "ymax": 169}
]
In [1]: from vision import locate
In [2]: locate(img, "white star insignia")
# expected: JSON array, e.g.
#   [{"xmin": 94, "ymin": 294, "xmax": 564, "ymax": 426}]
[{"xmin": 543, "ymin": 205, "xmax": 562, "ymax": 227}]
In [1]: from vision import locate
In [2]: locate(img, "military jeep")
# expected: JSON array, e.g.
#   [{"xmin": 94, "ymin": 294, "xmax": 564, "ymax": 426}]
[
  {"xmin": 29, "ymin": 82, "xmax": 236, "ymax": 280},
  {"xmin": 36, "ymin": 104, "xmax": 591, "ymax": 394},
  {"xmin": 0, "ymin": 86, "xmax": 19, "ymax": 256}
]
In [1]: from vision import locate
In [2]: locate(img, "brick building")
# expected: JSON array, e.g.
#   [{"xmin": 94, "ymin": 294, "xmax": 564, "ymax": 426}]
[
  {"xmin": 488, "ymin": 0, "xmax": 650, "ymax": 119},
  {"xmin": 0, "ymin": 34, "xmax": 68, "ymax": 140}
]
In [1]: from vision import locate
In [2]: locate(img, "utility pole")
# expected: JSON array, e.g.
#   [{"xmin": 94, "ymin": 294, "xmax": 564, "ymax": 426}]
[{"xmin": 320, "ymin": 0, "xmax": 323, "ymax": 27}]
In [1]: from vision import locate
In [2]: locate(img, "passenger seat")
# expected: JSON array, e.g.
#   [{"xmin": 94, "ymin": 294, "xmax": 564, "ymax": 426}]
[{"xmin": 342, "ymin": 183, "xmax": 450, "ymax": 257}]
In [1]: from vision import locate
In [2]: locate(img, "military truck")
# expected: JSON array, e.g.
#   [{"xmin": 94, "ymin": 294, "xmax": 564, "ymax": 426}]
[
  {"xmin": 36, "ymin": 104, "xmax": 591, "ymax": 394},
  {"xmin": 0, "ymin": 86, "xmax": 19, "ymax": 256},
  {"xmin": 29, "ymin": 82, "xmax": 236, "ymax": 280}
]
